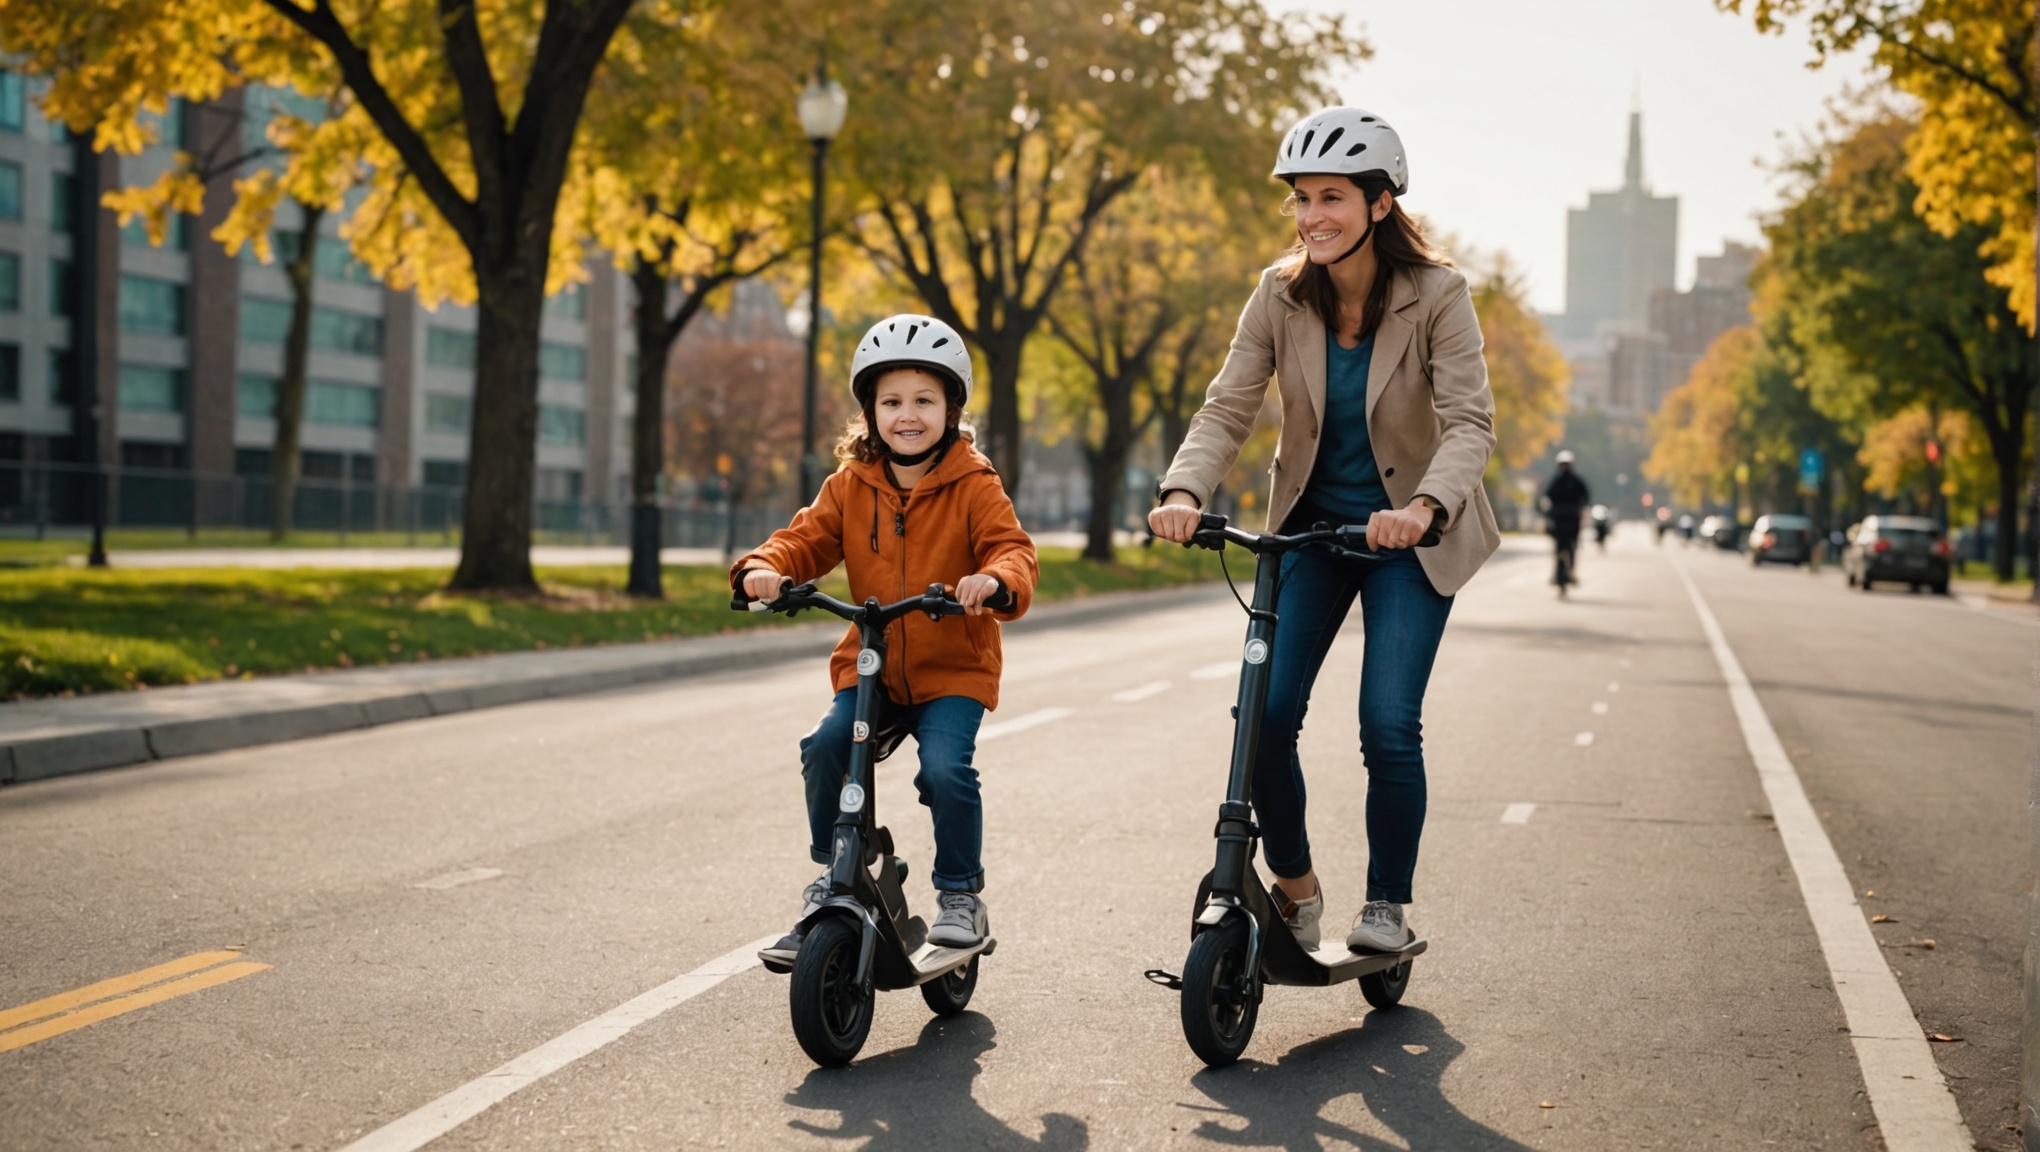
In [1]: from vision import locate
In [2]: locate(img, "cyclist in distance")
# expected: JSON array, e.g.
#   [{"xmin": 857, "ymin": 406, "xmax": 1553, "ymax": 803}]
[
  {"xmin": 1148, "ymin": 105, "xmax": 1499, "ymax": 956},
  {"xmin": 1542, "ymin": 450, "xmax": 1590, "ymax": 594}
]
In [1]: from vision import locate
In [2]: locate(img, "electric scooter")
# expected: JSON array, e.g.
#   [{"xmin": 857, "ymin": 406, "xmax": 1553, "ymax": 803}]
[
  {"xmin": 733, "ymin": 579, "xmax": 998, "ymax": 1068},
  {"xmin": 1145, "ymin": 513, "xmax": 1435, "ymax": 1068}
]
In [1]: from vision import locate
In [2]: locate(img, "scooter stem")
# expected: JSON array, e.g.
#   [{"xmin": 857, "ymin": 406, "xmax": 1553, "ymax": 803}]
[{"xmin": 1212, "ymin": 548, "xmax": 1284, "ymax": 897}]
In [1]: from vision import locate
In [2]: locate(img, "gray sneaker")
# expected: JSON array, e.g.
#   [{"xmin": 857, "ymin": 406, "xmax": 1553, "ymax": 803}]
[
  {"xmin": 759, "ymin": 873, "xmax": 833, "ymax": 969},
  {"xmin": 1346, "ymin": 900, "xmax": 1413, "ymax": 953},
  {"xmin": 1272, "ymin": 882, "xmax": 1324, "ymax": 950},
  {"xmin": 926, "ymin": 891, "xmax": 988, "ymax": 948}
]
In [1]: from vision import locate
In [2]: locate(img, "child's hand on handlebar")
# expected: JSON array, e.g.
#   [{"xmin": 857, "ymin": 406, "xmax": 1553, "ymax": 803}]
[
  {"xmin": 1366, "ymin": 501, "xmax": 1435, "ymax": 551},
  {"xmin": 1148, "ymin": 492, "xmax": 1203, "ymax": 544},
  {"xmin": 953, "ymin": 573, "xmax": 1002, "ymax": 616},
  {"xmin": 740, "ymin": 567, "xmax": 786, "ymax": 602}
]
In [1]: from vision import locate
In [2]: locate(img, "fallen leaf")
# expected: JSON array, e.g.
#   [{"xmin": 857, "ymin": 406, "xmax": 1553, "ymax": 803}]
[
  {"xmin": 1922, "ymin": 939, "xmax": 1936, "ymax": 949},
  {"xmin": 1871, "ymin": 914, "xmax": 1894, "ymax": 924},
  {"xmin": 1928, "ymin": 1033, "xmax": 1962, "ymax": 1043},
  {"xmin": 1864, "ymin": 890, "xmax": 1876, "ymax": 898},
  {"xmin": 1539, "ymin": 1101, "xmax": 1556, "ymax": 1110}
]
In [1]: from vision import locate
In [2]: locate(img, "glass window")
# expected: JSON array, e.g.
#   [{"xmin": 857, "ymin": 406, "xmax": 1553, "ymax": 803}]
[
  {"xmin": 316, "ymin": 241, "xmax": 376, "ymax": 284},
  {"xmin": 424, "ymin": 393, "xmax": 470, "ymax": 432},
  {"xmin": 0, "ymin": 161, "xmax": 21, "ymax": 221},
  {"xmin": 237, "ymin": 373, "xmax": 277, "ymax": 417},
  {"xmin": 306, "ymin": 380, "xmax": 378, "ymax": 427},
  {"xmin": 0, "ymin": 344, "xmax": 19, "ymax": 403},
  {"xmin": 118, "ymin": 274, "xmax": 186, "ymax": 335},
  {"xmin": 546, "ymin": 283, "xmax": 587, "ymax": 321},
  {"xmin": 49, "ymin": 258, "xmax": 70, "ymax": 317},
  {"xmin": 426, "ymin": 327, "xmax": 476, "ymax": 369},
  {"xmin": 0, "ymin": 251, "xmax": 20, "ymax": 313},
  {"xmin": 539, "ymin": 404, "xmax": 586, "ymax": 446},
  {"xmin": 312, "ymin": 308, "xmax": 381, "ymax": 356},
  {"xmin": 48, "ymin": 349, "xmax": 70, "ymax": 404},
  {"xmin": 539, "ymin": 341, "xmax": 585, "ymax": 381},
  {"xmin": 240, "ymin": 296, "xmax": 293, "ymax": 343},
  {"xmin": 51, "ymin": 172, "xmax": 72, "ymax": 234},
  {"xmin": 422, "ymin": 459, "xmax": 464, "ymax": 489},
  {"xmin": 122, "ymin": 212, "xmax": 188, "ymax": 251},
  {"xmin": 118, "ymin": 365, "xmax": 183, "ymax": 411},
  {"xmin": 0, "ymin": 72, "xmax": 22, "ymax": 133},
  {"xmin": 139, "ymin": 98, "xmax": 184, "ymax": 150}
]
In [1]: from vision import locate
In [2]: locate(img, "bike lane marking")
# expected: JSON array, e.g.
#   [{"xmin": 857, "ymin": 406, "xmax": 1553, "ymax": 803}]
[
  {"xmin": 977, "ymin": 707, "xmax": 1073, "ymax": 742},
  {"xmin": 1675, "ymin": 560, "xmax": 1973, "ymax": 1152},
  {"xmin": 338, "ymin": 934, "xmax": 776, "ymax": 1152},
  {"xmin": 1110, "ymin": 680, "xmax": 1171, "ymax": 703},
  {"xmin": 1499, "ymin": 803, "xmax": 1536, "ymax": 825},
  {"xmin": 0, "ymin": 950, "xmax": 269, "ymax": 1053}
]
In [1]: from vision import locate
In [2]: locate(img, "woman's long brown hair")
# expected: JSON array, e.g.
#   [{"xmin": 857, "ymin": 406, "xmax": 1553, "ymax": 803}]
[{"xmin": 1275, "ymin": 176, "xmax": 1446, "ymax": 343}]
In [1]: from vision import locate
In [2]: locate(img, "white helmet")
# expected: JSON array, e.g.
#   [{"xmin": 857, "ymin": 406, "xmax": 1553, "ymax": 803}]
[
  {"xmin": 1556, "ymin": 450, "xmax": 1576, "ymax": 465},
  {"xmin": 1272, "ymin": 106, "xmax": 1408, "ymax": 196},
  {"xmin": 849, "ymin": 314, "xmax": 973, "ymax": 407}
]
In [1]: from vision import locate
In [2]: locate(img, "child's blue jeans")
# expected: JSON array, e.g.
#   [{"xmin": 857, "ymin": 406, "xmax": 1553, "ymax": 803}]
[{"xmin": 801, "ymin": 688, "xmax": 987, "ymax": 892}]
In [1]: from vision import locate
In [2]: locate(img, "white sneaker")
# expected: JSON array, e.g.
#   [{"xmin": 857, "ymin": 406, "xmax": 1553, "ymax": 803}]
[
  {"xmin": 1346, "ymin": 900, "xmax": 1413, "ymax": 952},
  {"xmin": 1273, "ymin": 882, "xmax": 1323, "ymax": 950}
]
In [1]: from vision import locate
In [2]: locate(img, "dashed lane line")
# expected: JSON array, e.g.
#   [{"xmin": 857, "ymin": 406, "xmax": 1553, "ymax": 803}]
[
  {"xmin": 1111, "ymin": 680, "xmax": 1171, "ymax": 703},
  {"xmin": 338, "ymin": 935, "xmax": 776, "ymax": 1152},
  {"xmin": 1573, "ymin": 732, "xmax": 1594, "ymax": 747},
  {"xmin": 1590, "ymin": 701, "xmax": 1609, "ymax": 715},
  {"xmin": 978, "ymin": 707, "xmax": 1074, "ymax": 742},
  {"xmin": 1675, "ymin": 559, "xmax": 1973, "ymax": 1151},
  {"xmin": 414, "ymin": 868, "xmax": 504, "ymax": 891},
  {"xmin": 1189, "ymin": 662, "xmax": 1237, "ymax": 680},
  {"xmin": 1500, "ymin": 803, "xmax": 1536, "ymax": 825}
]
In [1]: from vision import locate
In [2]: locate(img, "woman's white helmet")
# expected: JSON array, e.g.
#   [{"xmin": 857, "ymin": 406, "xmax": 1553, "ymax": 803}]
[
  {"xmin": 1272, "ymin": 106, "xmax": 1408, "ymax": 196},
  {"xmin": 849, "ymin": 314, "xmax": 973, "ymax": 407}
]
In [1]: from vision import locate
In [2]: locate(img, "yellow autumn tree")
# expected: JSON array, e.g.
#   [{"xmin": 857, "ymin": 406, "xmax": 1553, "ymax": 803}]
[
  {"xmin": 1465, "ymin": 251, "xmax": 1569, "ymax": 480},
  {"xmin": 1647, "ymin": 326, "xmax": 1761, "ymax": 508}
]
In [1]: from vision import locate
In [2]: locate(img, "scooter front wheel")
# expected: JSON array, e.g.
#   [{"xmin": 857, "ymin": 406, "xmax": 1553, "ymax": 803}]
[
  {"xmin": 919, "ymin": 956, "xmax": 979, "ymax": 1016},
  {"xmin": 1180, "ymin": 917, "xmax": 1258, "ymax": 1068},
  {"xmin": 1358, "ymin": 958, "xmax": 1411, "ymax": 1010},
  {"xmin": 789, "ymin": 916, "xmax": 874, "ymax": 1067}
]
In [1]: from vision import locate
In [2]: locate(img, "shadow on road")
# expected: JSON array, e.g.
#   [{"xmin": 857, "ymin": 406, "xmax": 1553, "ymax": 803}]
[
  {"xmin": 1183, "ymin": 1007, "xmax": 1532, "ymax": 1152},
  {"xmin": 784, "ymin": 1012, "xmax": 1088, "ymax": 1150}
]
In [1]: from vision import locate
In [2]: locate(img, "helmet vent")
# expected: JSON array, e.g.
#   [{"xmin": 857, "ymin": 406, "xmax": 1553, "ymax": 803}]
[
  {"xmin": 1316, "ymin": 126, "xmax": 1344, "ymax": 156},
  {"xmin": 1360, "ymin": 116, "xmax": 1376, "ymax": 123},
  {"xmin": 1300, "ymin": 129, "xmax": 1315, "ymax": 156},
  {"xmin": 931, "ymin": 336, "xmax": 949, "ymax": 348},
  {"xmin": 1346, "ymin": 142, "xmax": 1367, "ymax": 156},
  {"xmin": 904, "ymin": 324, "xmax": 919, "ymax": 344}
]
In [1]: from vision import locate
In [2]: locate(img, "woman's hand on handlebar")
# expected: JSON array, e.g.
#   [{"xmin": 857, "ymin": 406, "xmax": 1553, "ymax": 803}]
[
  {"xmin": 1367, "ymin": 501, "xmax": 1435, "ymax": 551},
  {"xmin": 740, "ymin": 566, "xmax": 786, "ymax": 603},
  {"xmin": 1148, "ymin": 491, "xmax": 1203, "ymax": 544},
  {"xmin": 952, "ymin": 573, "xmax": 1001, "ymax": 616}
]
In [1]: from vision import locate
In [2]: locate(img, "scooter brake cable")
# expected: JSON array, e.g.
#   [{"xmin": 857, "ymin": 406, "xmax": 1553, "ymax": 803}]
[{"xmin": 1218, "ymin": 546, "xmax": 1252, "ymax": 616}]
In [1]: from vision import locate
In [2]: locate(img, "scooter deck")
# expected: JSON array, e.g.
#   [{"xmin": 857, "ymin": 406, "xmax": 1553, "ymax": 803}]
[
  {"xmin": 902, "ymin": 936, "xmax": 996, "ymax": 986},
  {"xmin": 1269, "ymin": 937, "xmax": 1426, "ymax": 988}
]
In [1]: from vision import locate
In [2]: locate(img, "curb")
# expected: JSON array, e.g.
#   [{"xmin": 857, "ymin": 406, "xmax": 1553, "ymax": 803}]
[{"xmin": 0, "ymin": 582, "xmax": 1226, "ymax": 786}]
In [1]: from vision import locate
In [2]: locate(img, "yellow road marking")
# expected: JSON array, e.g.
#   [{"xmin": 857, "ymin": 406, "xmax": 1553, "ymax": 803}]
[
  {"xmin": 0, "ymin": 950, "xmax": 244, "ymax": 1033},
  {"xmin": 0, "ymin": 955, "xmax": 270, "ymax": 1054}
]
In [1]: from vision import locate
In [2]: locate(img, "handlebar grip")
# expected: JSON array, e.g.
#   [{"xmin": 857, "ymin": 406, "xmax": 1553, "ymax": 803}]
[
  {"xmin": 729, "ymin": 593, "xmax": 753, "ymax": 612},
  {"xmin": 1418, "ymin": 526, "xmax": 1442, "ymax": 548}
]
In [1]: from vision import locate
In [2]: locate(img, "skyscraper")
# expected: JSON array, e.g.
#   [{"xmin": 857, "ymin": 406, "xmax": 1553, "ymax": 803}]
[{"xmin": 1562, "ymin": 109, "xmax": 1679, "ymax": 340}]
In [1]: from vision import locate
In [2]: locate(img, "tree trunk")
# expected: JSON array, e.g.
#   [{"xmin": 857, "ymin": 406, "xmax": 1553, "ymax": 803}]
[
  {"xmin": 270, "ymin": 202, "xmax": 322, "ymax": 542},
  {"xmin": 628, "ymin": 263, "xmax": 670, "ymax": 599},
  {"xmin": 1989, "ymin": 420, "xmax": 2025, "ymax": 582},
  {"xmin": 1081, "ymin": 377, "xmax": 1139, "ymax": 562},
  {"xmin": 981, "ymin": 335, "xmax": 1027, "ymax": 495},
  {"xmin": 450, "ymin": 258, "xmax": 544, "ymax": 593}
]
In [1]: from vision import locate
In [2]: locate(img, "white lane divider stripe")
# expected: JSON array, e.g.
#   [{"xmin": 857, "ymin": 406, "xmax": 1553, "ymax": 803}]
[
  {"xmin": 1111, "ymin": 680, "xmax": 1171, "ymax": 703},
  {"xmin": 338, "ymin": 935, "xmax": 776, "ymax": 1152},
  {"xmin": 1500, "ymin": 803, "xmax": 1536, "ymax": 825},
  {"xmin": 1573, "ymin": 732, "xmax": 1594, "ymax": 746},
  {"xmin": 413, "ymin": 867, "xmax": 503, "ymax": 891},
  {"xmin": 1675, "ymin": 561, "xmax": 1972, "ymax": 1151},
  {"xmin": 1189, "ymin": 662, "xmax": 1236, "ymax": 680},
  {"xmin": 1590, "ymin": 701, "xmax": 1609, "ymax": 715},
  {"xmin": 978, "ymin": 707, "xmax": 1074, "ymax": 742}
]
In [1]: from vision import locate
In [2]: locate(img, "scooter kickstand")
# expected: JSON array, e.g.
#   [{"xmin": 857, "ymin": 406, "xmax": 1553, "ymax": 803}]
[{"xmin": 1144, "ymin": 968, "xmax": 1184, "ymax": 990}]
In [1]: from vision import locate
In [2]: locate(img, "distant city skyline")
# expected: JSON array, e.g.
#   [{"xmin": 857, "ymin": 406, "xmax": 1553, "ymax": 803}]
[{"xmin": 1266, "ymin": 0, "xmax": 1871, "ymax": 313}]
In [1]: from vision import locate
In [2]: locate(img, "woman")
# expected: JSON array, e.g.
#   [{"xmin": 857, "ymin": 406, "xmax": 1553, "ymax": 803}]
[{"xmin": 1149, "ymin": 106, "xmax": 1498, "ymax": 953}]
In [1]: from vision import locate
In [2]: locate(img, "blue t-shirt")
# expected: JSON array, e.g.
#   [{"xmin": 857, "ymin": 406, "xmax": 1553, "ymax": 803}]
[{"xmin": 1299, "ymin": 333, "xmax": 1392, "ymax": 525}]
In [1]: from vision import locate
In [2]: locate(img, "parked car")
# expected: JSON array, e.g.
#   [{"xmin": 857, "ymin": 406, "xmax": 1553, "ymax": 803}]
[
  {"xmin": 1843, "ymin": 515, "xmax": 1951, "ymax": 594},
  {"xmin": 1697, "ymin": 515, "xmax": 1744, "ymax": 551},
  {"xmin": 1748, "ymin": 513, "xmax": 1814, "ymax": 566}
]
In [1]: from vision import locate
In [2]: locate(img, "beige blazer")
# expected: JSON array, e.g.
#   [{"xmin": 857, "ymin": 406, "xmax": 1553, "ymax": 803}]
[{"xmin": 1157, "ymin": 260, "xmax": 1500, "ymax": 596}]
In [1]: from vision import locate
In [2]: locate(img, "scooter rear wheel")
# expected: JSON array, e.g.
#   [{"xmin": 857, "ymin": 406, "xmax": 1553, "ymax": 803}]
[
  {"xmin": 1180, "ymin": 918, "xmax": 1258, "ymax": 1068},
  {"xmin": 789, "ymin": 916, "xmax": 873, "ymax": 1067},
  {"xmin": 919, "ymin": 956, "xmax": 978, "ymax": 1016},
  {"xmin": 1358, "ymin": 958, "xmax": 1411, "ymax": 1010}
]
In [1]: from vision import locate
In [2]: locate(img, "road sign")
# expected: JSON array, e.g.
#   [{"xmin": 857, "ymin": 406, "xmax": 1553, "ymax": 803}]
[{"xmin": 1798, "ymin": 448, "xmax": 1824, "ymax": 495}]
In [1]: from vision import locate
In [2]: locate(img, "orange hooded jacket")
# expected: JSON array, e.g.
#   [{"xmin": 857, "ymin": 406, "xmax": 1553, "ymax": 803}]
[{"xmin": 730, "ymin": 441, "xmax": 1038, "ymax": 711}]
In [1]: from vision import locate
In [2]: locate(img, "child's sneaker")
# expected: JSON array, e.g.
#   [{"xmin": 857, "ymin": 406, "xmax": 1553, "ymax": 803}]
[
  {"xmin": 1272, "ymin": 881, "xmax": 1324, "ymax": 950},
  {"xmin": 926, "ymin": 891, "xmax": 988, "ymax": 948},
  {"xmin": 1345, "ymin": 900, "xmax": 1413, "ymax": 952},
  {"xmin": 759, "ymin": 873, "xmax": 833, "ymax": 969}
]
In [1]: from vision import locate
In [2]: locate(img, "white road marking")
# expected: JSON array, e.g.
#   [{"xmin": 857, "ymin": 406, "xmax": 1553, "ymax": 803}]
[
  {"xmin": 1189, "ymin": 662, "xmax": 1237, "ymax": 680},
  {"xmin": 978, "ymin": 707, "xmax": 1074, "ymax": 742},
  {"xmin": 1591, "ymin": 702, "xmax": 1609, "ymax": 715},
  {"xmin": 1675, "ymin": 561, "xmax": 1973, "ymax": 1151},
  {"xmin": 1500, "ymin": 803, "xmax": 1536, "ymax": 825},
  {"xmin": 412, "ymin": 868, "xmax": 503, "ymax": 891},
  {"xmin": 1111, "ymin": 680, "xmax": 1171, "ymax": 703},
  {"xmin": 1607, "ymin": 682, "xmax": 1621, "ymax": 693},
  {"xmin": 338, "ymin": 935, "xmax": 775, "ymax": 1152},
  {"xmin": 1573, "ymin": 732, "xmax": 1594, "ymax": 747}
]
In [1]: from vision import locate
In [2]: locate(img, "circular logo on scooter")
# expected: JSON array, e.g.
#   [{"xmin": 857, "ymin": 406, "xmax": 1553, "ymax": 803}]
[
  {"xmin": 856, "ymin": 649, "xmax": 882, "ymax": 676},
  {"xmin": 852, "ymin": 721, "xmax": 870, "ymax": 743},
  {"xmin": 1243, "ymin": 638, "xmax": 1269, "ymax": 665},
  {"xmin": 840, "ymin": 783, "xmax": 866, "ymax": 813}
]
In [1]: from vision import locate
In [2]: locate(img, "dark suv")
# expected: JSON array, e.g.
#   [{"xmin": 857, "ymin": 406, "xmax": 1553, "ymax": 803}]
[
  {"xmin": 1749, "ymin": 513, "xmax": 1813, "ymax": 566},
  {"xmin": 1843, "ymin": 515, "xmax": 1951, "ymax": 594}
]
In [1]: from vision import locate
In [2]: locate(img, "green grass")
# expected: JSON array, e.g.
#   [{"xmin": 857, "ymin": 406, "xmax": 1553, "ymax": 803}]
[
  {"xmin": 1952, "ymin": 559, "xmax": 2034, "ymax": 596},
  {"xmin": 0, "ymin": 529, "xmax": 467, "ymax": 566},
  {"xmin": 0, "ymin": 545, "xmax": 1220, "ymax": 699}
]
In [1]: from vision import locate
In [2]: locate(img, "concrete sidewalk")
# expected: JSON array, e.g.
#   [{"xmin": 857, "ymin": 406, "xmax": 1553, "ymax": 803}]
[{"xmin": 0, "ymin": 583, "xmax": 1226, "ymax": 786}]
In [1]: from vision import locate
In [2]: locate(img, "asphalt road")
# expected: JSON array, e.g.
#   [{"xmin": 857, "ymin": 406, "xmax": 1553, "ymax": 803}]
[{"xmin": 0, "ymin": 526, "xmax": 2028, "ymax": 1150}]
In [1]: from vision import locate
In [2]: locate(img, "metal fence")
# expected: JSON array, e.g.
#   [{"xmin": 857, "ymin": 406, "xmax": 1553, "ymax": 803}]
[{"xmin": 0, "ymin": 459, "xmax": 790, "ymax": 552}]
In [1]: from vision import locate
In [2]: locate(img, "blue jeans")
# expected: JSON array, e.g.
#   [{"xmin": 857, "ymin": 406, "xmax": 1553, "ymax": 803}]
[
  {"xmin": 801, "ymin": 689, "xmax": 987, "ymax": 892},
  {"xmin": 1253, "ymin": 541, "xmax": 1453, "ymax": 903}
]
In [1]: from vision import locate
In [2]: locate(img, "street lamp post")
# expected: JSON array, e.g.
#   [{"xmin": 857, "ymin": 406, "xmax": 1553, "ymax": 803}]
[{"xmin": 796, "ymin": 67, "xmax": 847, "ymax": 505}]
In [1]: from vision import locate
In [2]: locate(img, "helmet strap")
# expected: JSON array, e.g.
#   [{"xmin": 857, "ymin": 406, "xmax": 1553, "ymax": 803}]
[
  {"xmin": 885, "ymin": 425, "xmax": 958, "ymax": 468},
  {"xmin": 1329, "ymin": 210, "xmax": 1377, "ymax": 265}
]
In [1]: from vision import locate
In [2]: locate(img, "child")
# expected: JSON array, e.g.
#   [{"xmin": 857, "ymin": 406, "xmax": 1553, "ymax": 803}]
[{"xmin": 733, "ymin": 314, "xmax": 1038, "ymax": 965}]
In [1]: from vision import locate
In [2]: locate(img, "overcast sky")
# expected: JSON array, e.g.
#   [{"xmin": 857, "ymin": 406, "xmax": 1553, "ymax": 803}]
[{"xmin": 1263, "ymin": 0, "xmax": 1873, "ymax": 314}]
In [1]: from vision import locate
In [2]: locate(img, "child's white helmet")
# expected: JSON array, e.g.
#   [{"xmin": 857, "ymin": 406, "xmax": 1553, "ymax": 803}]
[
  {"xmin": 1272, "ymin": 106, "xmax": 1408, "ymax": 196},
  {"xmin": 849, "ymin": 314, "xmax": 973, "ymax": 407}
]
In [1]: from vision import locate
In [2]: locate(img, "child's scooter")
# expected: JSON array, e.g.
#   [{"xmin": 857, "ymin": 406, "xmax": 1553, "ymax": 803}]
[
  {"xmin": 734, "ymin": 579, "xmax": 998, "ymax": 1068},
  {"xmin": 1145, "ymin": 513, "xmax": 1435, "ymax": 1068}
]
